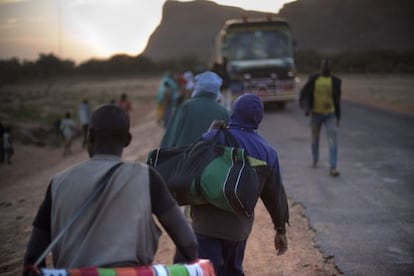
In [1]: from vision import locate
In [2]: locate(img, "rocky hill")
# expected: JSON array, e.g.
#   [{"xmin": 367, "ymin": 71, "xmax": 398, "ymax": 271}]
[
  {"xmin": 142, "ymin": 0, "xmax": 414, "ymax": 62},
  {"xmin": 280, "ymin": 0, "xmax": 414, "ymax": 53},
  {"xmin": 142, "ymin": 0, "xmax": 269, "ymax": 62}
]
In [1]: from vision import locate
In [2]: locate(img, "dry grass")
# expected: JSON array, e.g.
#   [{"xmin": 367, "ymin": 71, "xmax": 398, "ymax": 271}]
[
  {"xmin": 0, "ymin": 76, "xmax": 162, "ymax": 127},
  {"xmin": 297, "ymin": 73, "xmax": 414, "ymax": 115}
]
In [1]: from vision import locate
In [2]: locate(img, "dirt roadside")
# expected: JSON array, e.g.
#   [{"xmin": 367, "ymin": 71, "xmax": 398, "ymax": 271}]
[
  {"xmin": 0, "ymin": 99, "xmax": 344, "ymax": 275},
  {"xmin": 4, "ymin": 73, "xmax": 414, "ymax": 275}
]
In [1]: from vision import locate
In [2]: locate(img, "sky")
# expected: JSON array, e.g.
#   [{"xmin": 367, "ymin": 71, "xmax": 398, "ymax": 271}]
[{"xmin": 0, "ymin": 0, "xmax": 296, "ymax": 63}]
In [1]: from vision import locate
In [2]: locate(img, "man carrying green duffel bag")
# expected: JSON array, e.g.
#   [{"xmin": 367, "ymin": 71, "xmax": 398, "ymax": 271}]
[{"xmin": 191, "ymin": 94, "xmax": 289, "ymax": 276}]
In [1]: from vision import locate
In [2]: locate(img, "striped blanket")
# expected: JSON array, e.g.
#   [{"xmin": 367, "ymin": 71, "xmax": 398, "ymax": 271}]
[{"xmin": 38, "ymin": 259, "xmax": 214, "ymax": 276}]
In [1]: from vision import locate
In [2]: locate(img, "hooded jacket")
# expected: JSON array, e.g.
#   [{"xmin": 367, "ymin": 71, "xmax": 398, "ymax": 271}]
[{"xmin": 192, "ymin": 94, "xmax": 289, "ymax": 241}]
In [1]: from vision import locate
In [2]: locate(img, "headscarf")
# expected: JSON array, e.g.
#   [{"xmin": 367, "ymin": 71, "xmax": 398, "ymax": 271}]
[{"xmin": 191, "ymin": 71, "xmax": 222, "ymax": 98}]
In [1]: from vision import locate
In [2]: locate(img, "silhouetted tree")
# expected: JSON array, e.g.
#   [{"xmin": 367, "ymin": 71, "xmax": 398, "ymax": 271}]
[
  {"xmin": 0, "ymin": 58, "xmax": 21, "ymax": 84},
  {"xmin": 1, "ymin": 50, "xmax": 413, "ymax": 85},
  {"xmin": 35, "ymin": 53, "xmax": 75, "ymax": 77}
]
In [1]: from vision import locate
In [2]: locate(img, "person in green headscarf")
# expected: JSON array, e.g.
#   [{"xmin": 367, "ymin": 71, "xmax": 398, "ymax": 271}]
[{"xmin": 159, "ymin": 71, "xmax": 229, "ymax": 149}]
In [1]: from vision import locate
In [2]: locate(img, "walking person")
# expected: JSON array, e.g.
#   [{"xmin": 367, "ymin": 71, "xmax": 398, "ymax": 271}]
[
  {"xmin": 159, "ymin": 71, "xmax": 229, "ymax": 264},
  {"xmin": 191, "ymin": 94, "xmax": 289, "ymax": 275},
  {"xmin": 160, "ymin": 70, "xmax": 229, "ymax": 148},
  {"xmin": 60, "ymin": 112, "xmax": 76, "ymax": 157},
  {"xmin": 118, "ymin": 93, "xmax": 132, "ymax": 118},
  {"xmin": 299, "ymin": 58, "xmax": 342, "ymax": 176},
  {"xmin": 3, "ymin": 126, "xmax": 14, "ymax": 165},
  {"xmin": 182, "ymin": 70, "xmax": 195, "ymax": 100},
  {"xmin": 156, "ymin": 73, "xmax": 180, "ymax": 125},
  {"xmin": 23, "ymin": 105, "xmax": 198, "ymax": 272},
  {"xmin": 78, "ymin": 99, "xmax": 91, "ymax": 149}
]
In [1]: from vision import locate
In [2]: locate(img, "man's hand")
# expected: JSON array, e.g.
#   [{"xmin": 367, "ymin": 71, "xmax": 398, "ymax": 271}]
[
  {"xmin": 22, "ymin": 265, "xmax": 40, "ymax": 276},
  {"xmin": 208, "ymin": 120, "xmax": 227, "ymax": 130},
  {"xmin": 274, "ymin": 233, "xmax": 288, "ymax": 256}
]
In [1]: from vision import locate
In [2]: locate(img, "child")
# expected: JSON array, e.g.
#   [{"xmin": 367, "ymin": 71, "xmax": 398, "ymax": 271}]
[
  {"xmin": 78, "ymin": 99, "xmax": 91, "ymax": 149},
  {"xmin": 118, "ymin": 93, "xmax": 132, "ymax": 118},
  {"xmin": 60, "ymin": 112, "xmax": 75, "ymax": 157}
]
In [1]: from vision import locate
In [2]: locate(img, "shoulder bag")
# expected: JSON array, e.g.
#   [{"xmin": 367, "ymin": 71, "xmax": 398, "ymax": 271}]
[{"xmin": 147, "ymin": 128, "xmax": 265, "ymax": 217}]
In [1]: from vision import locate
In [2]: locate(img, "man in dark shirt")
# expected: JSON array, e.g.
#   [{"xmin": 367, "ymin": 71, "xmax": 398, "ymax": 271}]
[
  {"xmin": 299, "ymin": 59, "xmax": 342, "ymax": 176},
  {"xmin": 23, "ymin": 105, "xmax": 197, "ymax": 271},
  {"xmin": 192, "ymin": 94, "xmax": 289, "ymax": 276}
]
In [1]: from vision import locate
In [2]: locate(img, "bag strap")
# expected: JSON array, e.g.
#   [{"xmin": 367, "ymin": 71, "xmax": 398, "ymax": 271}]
[
  {"xmin": 34, "ymin": 162, "xmax": 123, "ymax": 266},
  {"xmin": 185, "ymin": 128, "xmax": 222, "ymax": 155},
  {"xmin": 221, "ymin": 128, "xmax": 240, "ymax": 147}
]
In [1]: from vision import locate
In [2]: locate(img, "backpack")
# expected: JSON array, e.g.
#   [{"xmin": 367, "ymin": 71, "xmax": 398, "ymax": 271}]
[{"xmin": 147, "ymin": 128, "xmax": 264, "ymax": 217}]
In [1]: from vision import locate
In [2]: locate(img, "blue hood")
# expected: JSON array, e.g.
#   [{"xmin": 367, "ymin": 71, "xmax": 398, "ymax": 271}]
[{"xmin": 228, "ymin": 94, "xmax": 263, "ymax": 130}]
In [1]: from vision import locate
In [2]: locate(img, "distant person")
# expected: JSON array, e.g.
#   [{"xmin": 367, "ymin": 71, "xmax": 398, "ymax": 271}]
[
  {"xmin": 60, "ymin": 112, "xmax": 75, "ymax": 157},
  {"xmin": 299, "ymin": 59, "xmax": 342, "ymax": 177},
  {"xmin": 118, "ymin": 93, "xmax": 132, "ymax": 118},
  {"xmin": 52, "ymin": 117, "xmax": 63, "ymax": 146},
  {"xmin": 212, "ymin": 58, "xmax": 231, "ymax": 111},
  {"xmin": 191, "ymin": 94, "xmax": 289, "ymax": 275},
  {"xmin": 3, "ymin": 126, "xmax": 14, "ymax": 165},
  {"xmin": 182, "ymin": 71, "xmax": 195, "ymax": 100},
  {"xmin": 78, "ymin": 99, "xmax": 91, "ymax": 149},
  {"xmin": 156, "ymin": 73, "xmax": 179, "ymax": 124},
  {"xmin": 23, "ymin": 105, "xmax": 198, "ymax": 271},
  {"xmin": 162, "ymin": 82, "xmax": 173, "ymax": 128},
  {"xmin": 211, "ymin": 58, "xmax": 229, "ymax": 91},
  {"xmin": 160, "ymin": 70, "xmax": 229, "ymax": 149}
]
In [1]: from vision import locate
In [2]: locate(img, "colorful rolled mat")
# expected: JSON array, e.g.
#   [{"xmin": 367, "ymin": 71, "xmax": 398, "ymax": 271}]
[{"xmin": 38, "ymin": 259, "xmax": 214, "ymax": 276}]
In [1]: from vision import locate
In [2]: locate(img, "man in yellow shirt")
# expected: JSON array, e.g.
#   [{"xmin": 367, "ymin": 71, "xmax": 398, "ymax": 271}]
[{"xmin": 299, "ymin": 59, "xmax": 342, "ymax": 177}]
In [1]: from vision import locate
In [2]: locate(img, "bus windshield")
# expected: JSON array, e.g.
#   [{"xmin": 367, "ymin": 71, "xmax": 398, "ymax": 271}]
[{"xmin": 223, "ymin": 29, "xmax": 293, "ymax": 61}]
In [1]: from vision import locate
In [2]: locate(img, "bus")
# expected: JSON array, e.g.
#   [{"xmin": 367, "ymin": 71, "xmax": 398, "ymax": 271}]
[{"xmin": 212, "ymin": 17, "xmax": 298, "ymax": 108}]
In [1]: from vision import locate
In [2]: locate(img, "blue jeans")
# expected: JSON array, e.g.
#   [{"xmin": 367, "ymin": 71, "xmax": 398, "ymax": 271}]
[
  {"xmin": 310, "ymin": 113, "xmax": 338, "ymax": 169},
  {"xmin": 196, "ymin": 233, "xmax": 246, "ymax": 276}
]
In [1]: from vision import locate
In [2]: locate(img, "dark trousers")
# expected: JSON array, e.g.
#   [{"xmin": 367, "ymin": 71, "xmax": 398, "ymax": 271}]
[{"xmin": 196, "ymin": 233, "xmax": 246, "ymax": 276}]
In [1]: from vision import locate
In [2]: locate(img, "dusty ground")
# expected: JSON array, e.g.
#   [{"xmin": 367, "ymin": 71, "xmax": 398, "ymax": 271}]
[
  {"xmin": 0, "ymin": 101, "xmax": 341, "ymax": 276},
  {"xmin": 1, "ymin": 74, "xmax": 412, "ymax": 275}
]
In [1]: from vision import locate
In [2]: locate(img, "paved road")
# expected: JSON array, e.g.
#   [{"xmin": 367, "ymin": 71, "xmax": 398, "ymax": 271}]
[{"xmin": 259, "ymin": 101, "xmax": 414, "ymax": 276}]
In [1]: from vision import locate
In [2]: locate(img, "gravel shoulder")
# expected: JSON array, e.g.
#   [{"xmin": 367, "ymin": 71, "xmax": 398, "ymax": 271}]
[{"xmin": 0, "ymin": 102, "xmax": 341, "ymax": 275}]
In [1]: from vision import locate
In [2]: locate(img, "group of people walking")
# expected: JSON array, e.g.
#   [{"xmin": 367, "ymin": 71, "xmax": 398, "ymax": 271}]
[
  {"xmin": 156, "ymin": 71, "xmax": 197, "ymax": 128},
  {"xmin": 23, "ymin": 59, "xmax": 341, "ymax": 275},
  {"xmin": 56, "ymin": 93, "xmax": 132, "ymax": 157}
]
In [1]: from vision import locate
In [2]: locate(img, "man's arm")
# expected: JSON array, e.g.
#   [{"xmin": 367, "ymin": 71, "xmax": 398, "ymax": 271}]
[
  {"xmin": 24, "ymin": 227, "xmax": 50, "ymax": 267},
  {"xmin": 258, "ymin": 165, "xmax": 289, "ymax": 255},
  {"xmin": 299, "ymin": 74, "xmax": 317, "ymax": 115},
  {"xmin": 24, "ymin": 183, "xmax": 52, "ymax": 268},
  {"xmin": 333, "ymin": 76, "xmax": 342, "ymax": 123},
  {"xmin": 299, "ymin": 78, "xmax": 311, "ymax": 113},
  {"xmin": 157, "ymin": 206, "xmax": 198, "ymax": 262},
  {"xmin": 149, "ymin": 167, "xmax": 198, "ymax": 262}
]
